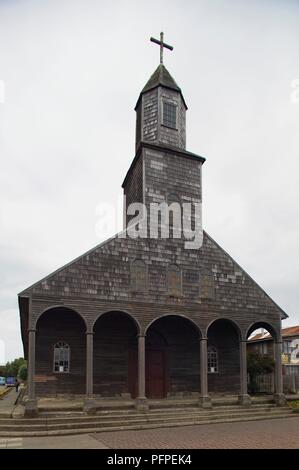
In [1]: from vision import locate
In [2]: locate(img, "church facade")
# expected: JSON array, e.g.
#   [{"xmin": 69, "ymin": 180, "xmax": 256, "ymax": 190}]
[{"xmin": 19, "ymin": 52, "xmax": 287, "ymax": 416}]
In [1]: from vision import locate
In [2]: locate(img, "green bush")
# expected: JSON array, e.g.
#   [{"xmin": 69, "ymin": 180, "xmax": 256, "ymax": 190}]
[
  {"xmin": 247, "ymin": 352, "xmax": 275, "ymax": 394},
  {"xmin": 3, "ymin": 358, "xmax": 26, "ymax": 378},
  {"xmin": 18, "ymin": 363, "xmax": 27, "ymax": 381}
]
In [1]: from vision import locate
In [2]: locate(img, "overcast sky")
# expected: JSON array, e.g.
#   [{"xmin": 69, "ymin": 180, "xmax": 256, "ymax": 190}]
[{"xmin": 0, "ymin": 0, "xmax": 298, "ymax": 362}]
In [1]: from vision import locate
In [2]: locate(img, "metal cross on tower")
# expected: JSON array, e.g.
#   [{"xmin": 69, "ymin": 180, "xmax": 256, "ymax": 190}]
[{"xmin": 150, "ymin": 32, "xmax": 173, "ymax": 64}]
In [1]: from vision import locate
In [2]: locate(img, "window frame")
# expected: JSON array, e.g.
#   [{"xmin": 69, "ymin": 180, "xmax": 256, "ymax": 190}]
[
  {"xmin": 208, "ymin": 346, "xmax": 219, "ymax": 374},
  {"xmin": 200, "ymin": 271, "xmax": 215, "ymax": 300},
  {"xmin": 167, "ymin": 263, "xmax": 182, "ymax": 297},
  {"xmin": 162, "ymin": 100, "xmax": 178, "ymax": 130},
  {"xmin": 130, "ymin": 259, "xmax": 148, "ymax": 293},
  {"xmin": 53, "ymin": 341, "xmax": 70, "ymax": 374}
]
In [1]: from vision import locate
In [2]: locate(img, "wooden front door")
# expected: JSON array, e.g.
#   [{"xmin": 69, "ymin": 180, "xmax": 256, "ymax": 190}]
[{"xmin": 146, "ymin": 349, "xmax": 166, "ymax": 398}]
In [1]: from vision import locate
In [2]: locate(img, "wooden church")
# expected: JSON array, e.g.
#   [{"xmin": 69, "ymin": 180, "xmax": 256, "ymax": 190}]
[{"xmin": 18, "ymin": 34, "xmax": 287, "ymax": 416}]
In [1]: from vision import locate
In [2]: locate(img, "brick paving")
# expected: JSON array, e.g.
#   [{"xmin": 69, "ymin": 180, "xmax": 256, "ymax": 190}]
[{"xmin": 93, "ymin": 417, "xmax": 299, "ymax": 449}]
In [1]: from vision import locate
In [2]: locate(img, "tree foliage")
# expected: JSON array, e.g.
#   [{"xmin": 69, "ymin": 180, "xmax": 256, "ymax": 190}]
[
  {"xmin": 18, "ymin": 364, "xmax": 28, "ymax": 381},
  {"xmin": 1, "ymin": 358, "xmax": 26, "ymax": 378},
  {"xmin": 247, "ymin": 352, "xmax": 275, "ymax": 394}
]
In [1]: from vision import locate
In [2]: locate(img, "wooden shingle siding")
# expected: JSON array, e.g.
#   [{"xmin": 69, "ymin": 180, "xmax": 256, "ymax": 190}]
[{"xmin": 20, "ymin": 64, "xmax": 285, "ymax": 398}]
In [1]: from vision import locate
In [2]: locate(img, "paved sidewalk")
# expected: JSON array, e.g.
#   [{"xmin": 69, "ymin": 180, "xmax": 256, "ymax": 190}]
[
  {"xmin": 1, "ymin": 416, "xmax": 298, "ymax": 449},
  {"xmin": 5, "ymin": 434, "xmax": 108, "ymax": 449},
  {"xmin": 0, "ymin": 389, "xmax": 17, "ymax": 417},
  {"xmin": 93, "ymin": 417, "xmax": 299, "ymax": 449}
]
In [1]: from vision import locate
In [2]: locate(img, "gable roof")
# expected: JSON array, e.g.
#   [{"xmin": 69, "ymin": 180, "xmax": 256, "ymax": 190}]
[
  {"xmin": 19, "ymin": 229, "xmax": 289, "ymax": 323},
  {"xmin": 204, "ymin": 232, "xmax": 288, "ymax": 321}
]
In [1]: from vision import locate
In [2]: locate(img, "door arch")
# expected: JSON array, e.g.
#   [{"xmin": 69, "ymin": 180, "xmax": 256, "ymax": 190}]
[
  {"xmin": 145, "ymin": 315, "xmax": 201, "ymax": 398},
  {"xmin": 93, "ymin": 311, "xmax": 138, "ymax": 397}
]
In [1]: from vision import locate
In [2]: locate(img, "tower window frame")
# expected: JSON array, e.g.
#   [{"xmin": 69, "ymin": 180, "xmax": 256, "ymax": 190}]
[{"xmin": 162, "ymin": 100, "xmax": 178, "ymax": 130}]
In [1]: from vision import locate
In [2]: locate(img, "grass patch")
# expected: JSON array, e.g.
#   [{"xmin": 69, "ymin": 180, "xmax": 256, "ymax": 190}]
[
  {"xmin": 0, "ymin": 387, "xmax": 10, "ymax": 399},
  {"xmin": 288, "ymin": 400, "xmax": 299, "ymax": 412}
]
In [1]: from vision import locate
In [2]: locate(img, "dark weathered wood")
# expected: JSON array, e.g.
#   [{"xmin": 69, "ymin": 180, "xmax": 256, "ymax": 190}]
[{"xmin": 19, "ymin": 59, "xmax": 286, "ymax": 399}]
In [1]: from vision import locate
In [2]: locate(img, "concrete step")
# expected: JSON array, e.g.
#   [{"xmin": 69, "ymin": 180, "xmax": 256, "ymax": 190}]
[
  {"xmin": 0, "ymin": 407, "xmax": 294, "ymax": 432},
  {"xmin": 37, "ymin": 402, "xmax": 279, "ymax": 418},
  {"xmin": 37, "ymin": 401, "xmax": 135, "ymax": 414},
  {"xmin": 0, "ymin": 412, "xmax": 296, "ymax": 438},
  {"xmin": 0, "ymin": 404, "xmax": 292, "ymax": 425},
  {"xmin": 7, "ymin": 410, "xmax": 297, "ymax": 432}
]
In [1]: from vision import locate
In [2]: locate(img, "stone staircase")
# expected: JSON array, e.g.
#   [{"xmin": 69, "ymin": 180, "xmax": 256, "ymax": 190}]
[{"xmin": 0, "ymin": 401, "xmax": 296, "ymax": 437}]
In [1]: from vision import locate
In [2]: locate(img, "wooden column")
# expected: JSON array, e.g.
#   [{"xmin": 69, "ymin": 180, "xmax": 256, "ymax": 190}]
[
  {"xmin": 274, "ymin": 339, "xmax": 286, "ymax": 406},
  {"xmin": 199, "ymin": 337, "xmax": 211, "ymax": 408},
  {"xmin": 83, "ymin": 330, "xmax": 96, "ymax": 414},
  {"xmin": 86, "ymin": 332, "xmax": 94, "ymax": 398},
  {"xmin": 238, "ymin": 340, "xmax": 251, "ymax": 406},
  {"xmin": 27, "ymin": 329, "xmax": 36, "ymax": 400},
  {"xmin": 25, "ymin": 328, "xmax": 38, "ymax": 417},
  {"xmin": 136, "ymin": 334, "xmax": 148, "ymax": 410}
]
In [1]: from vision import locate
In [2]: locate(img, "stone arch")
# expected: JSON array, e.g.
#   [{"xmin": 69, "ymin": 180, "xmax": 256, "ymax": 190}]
[
  {"xmin": 35, "ymin": 305, "xmax": 87, "ymax": 331},
  {"xmin": 91, "ymin": 309, "xmax": 141, "ymax": 335},
  {"xmin": 93, "ymin": 310, "xmax": 140, "ymax": 398},
  {"xmin": 35, "ymin": 306, "xmax": 87, "ymax": 396},
  {"xmin": 206, "ymin": 318, "xmax": 241, "ymax": 394},
  {"xmin": 145, "ymin": 314, "xmax": 202, "ymax": 398},
  {"xmin": 246, "ymin": 321, "xmax": 279, "ymax": 342},
  {"xmin": 245, "ymin": 321, "xmax": 280, "ymax": 396},
  {"xmin": 206, "ymin": 317, "xmax": 242, "ymax": 340},
  {"xmin": 145, "ymin": 313, "xmax": 202, "ymax": 338}
]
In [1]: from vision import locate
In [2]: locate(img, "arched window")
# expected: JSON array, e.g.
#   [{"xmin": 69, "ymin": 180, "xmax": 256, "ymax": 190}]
[
  {"xmin": 54, "ymin": 341, "xmax": 70, "ymax": 373},
  {"xmin": 168, "ymin": 264, "xmax": 182, "ymax": 297},
  {"xmin": 208, "ymin": 346, "xmax": 218, "ymax": 373},
  {"xmin": 131, "ymin": 259, "xmax": 147, "ymax": 293}
]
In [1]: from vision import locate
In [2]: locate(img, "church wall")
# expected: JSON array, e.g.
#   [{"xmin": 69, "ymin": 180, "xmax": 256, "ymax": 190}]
[
  {"xmin": 29, "ymin": 227, "xmax": 282, "ymax": 339},
  {"xmin": 143, "ymin": 89, "xmax": 158, "ymax": 142},
  {"xmin": 123, "ymin": 153, "xmax": 144, "ymax": 226},
  {"xmin": 143, "ymin": 147, "xmax": 201, "ymax": 208}
]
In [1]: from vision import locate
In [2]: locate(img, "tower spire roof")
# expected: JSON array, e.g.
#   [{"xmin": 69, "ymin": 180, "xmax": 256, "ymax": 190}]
[
  {"xmin": 141, "ymin": 64, "xmax": 181, "ymax": 94},
  {"xmin": 135, "ymin": 64, "xmax": 187, "ymax": 110}
]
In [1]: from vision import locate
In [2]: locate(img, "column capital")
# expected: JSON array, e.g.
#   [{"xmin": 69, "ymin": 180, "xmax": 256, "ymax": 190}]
[
  {"xmin": 240, "ymin": 339, "xmax": 248, "ymax": 343},
  {"xmin": 200, "ymin": 337, "xmax": 208, "ymax": 342},
  {"xmin": 85, "ymin": 330, "xmax": 94, "ymax": 336},
  {"xmin": 137, "ymin": 333, "xmax": 146, "ymax": 338},
  {"xmin": 28, "ymin": 328, "xmax": 36, "ymax": 333}
]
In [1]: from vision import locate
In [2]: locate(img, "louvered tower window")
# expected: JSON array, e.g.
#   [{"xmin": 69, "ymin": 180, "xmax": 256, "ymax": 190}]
[{"xmin": 162, "ymin": 101, "xmax": 177, "ymax": 129}]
